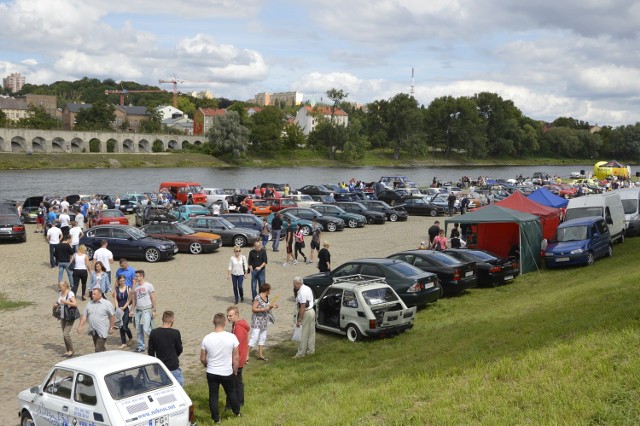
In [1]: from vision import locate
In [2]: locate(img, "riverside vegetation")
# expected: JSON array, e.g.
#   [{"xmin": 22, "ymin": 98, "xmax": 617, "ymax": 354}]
[{"xmin": 185, "ymin": 237, "xmax": 640, "ymax": 425}]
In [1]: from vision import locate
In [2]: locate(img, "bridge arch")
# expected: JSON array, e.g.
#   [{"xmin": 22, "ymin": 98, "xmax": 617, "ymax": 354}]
[
  {"xmin": 11, "ymin": 136, "xmax": 26, "ymax": 152},
  {"xmin": 0, "ymin": 136, "xmax": 4, "ymax": 152},
  {"xmin": 70, "ymin": 137, "xmax": 84, "ymax": 152},
  {"xmin": 168, "ymin": 139, "xmax": 179, "ymax": 150},
  {"xmin": 51, "ymin": 137, "xmax": 65, "ymax": 152},
  {"xmin": 122, "ymin": 139, "xmax": 134, "ymax": 153},
  {"xmin": 32, "ymin": 136, "xmax": 46, "ymax": 152},
  {"xmin": 138, "ymin": 139, "xmax": 150, "ymax": 153}
]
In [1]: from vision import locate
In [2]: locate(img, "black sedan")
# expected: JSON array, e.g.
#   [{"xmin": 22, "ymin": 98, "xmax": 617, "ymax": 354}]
[
  {"xmin": 334, "ymin": 202, "xmax": 386, "ymax": 224},
  {"xmin": 302, "ymin": 258, "xmax": 441, "ymax": 308},
  {"xmin": 297, "ymin": 184, "xmax": 334, "ymax": 196},
  {"xmin": 388, "ymin": 250, "xmax": 477, "ymax": 295},
  {"xmin": 375, "ymin": 189, "xmax": 409, "ymax": 205},
  {"xmin": 0, "ymin": 209, "xmax": 26, "ymax": 243},
  {"xmin": 80, "ymin": 225, "xmax": 177, "ymax": 263},
  {"xmin": 184, "ymin": 216, "xmax": 261, "ymax": 247},
  {"xmin": 279, "ymin": 207, "xmax": 345, "ymax": 232},
  {"xmin": 443, "ymin": 248, "xmax": 520, "ymax": 286},
  {"xmin": 398, "ymin": 196, "xmax": 448, "ymax": 217},
  {"xmin": 359, "ymin": 200, "xmax": 408, "ymax": 222}
]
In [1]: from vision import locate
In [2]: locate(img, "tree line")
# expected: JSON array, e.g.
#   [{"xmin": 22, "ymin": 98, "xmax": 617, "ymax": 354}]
[{"xmin": 2, "ymin": 78, "xmax": 640, "ymax": 162}]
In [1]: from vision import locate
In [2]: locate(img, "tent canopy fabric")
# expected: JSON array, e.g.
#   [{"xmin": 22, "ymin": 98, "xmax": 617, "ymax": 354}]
[
  {"xmin": 527, "ymin": 187, "xmax": 569, "ymax": 208},
  {"xmin": 494, "ymin": 191, "xmax": 561, "ymax": 240},
  {"xmin": 444, "ymin": 204, "xmax": 543, "ymax": 274}
]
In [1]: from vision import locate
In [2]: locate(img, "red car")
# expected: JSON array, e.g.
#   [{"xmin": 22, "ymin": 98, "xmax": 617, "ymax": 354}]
[
  {"xmin": 89, "ymin": 209, "xmax": 129, "ymax": 227},
  {"xmin": 265, "ymin": 197, "xmax": 298, "ymax": 212}
]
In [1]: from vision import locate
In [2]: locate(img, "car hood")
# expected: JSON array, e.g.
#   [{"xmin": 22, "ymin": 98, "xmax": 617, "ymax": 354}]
[
  {"xmin": 193, "ymin": 231, "xmax": 221, "ymax": 239},
  {"xmin": 547, "ymin": 240, "xmax": 587, "ymax": 253}
]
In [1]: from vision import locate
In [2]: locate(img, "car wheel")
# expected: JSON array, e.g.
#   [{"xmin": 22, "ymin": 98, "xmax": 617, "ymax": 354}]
[
  {"xmin": 607, "ymin": 245, "xmax": 613, "ymax": 257},
  {"xmin": 145, "ymin": 247, "xmax": 161, "ymax": 263},
  {"xmin": 429, "ymin": 209, "xmax": 438, "ymax": 217},
  {"xmin": 326, "ymin": 222, "xmax": 337, "ymax": 232},
  {"xmin": 389, "ymin": 213, "xmax": 398, "ymax": 222},
  {"xmin": 233, "ymin": 235, "xmax": 247, "ymax": 247},
  {"xmin": 301, "ymin": 225, "xmax": 311, "ymax": 236},
  {"xmin": 21, "ymin": 412, "xmax": 34, "ymax": 426},
  {"xmin": 347, "ymin": 218, "xmax": 358, "ymax": 228},
  {"xmin": 346, "ymin": 324, "xmax": 363, "ymax": 342},
  {"xmin": 586, "ymin": 251, "xmax": 595, "ymax": 265},
  {"xmin": 189, "ymin": 242, "xmax": 203, "ymax": 254},
  {"xmin": 86, "ymin": 247, "xmax": 94, "ymax": 259},
  {"xmin": 366, "ymin": 216, "xmax": 374, "ymax": 224}
]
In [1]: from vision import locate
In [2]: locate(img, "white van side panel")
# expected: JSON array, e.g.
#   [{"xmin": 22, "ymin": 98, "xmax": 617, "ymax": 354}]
[
  {"xmin": 566, "ymin": 193, "xmax": 625, "ymax": 242},
  {"xmin": 616, "ymin": 188, "xmax": 640, "ymax": 236}
]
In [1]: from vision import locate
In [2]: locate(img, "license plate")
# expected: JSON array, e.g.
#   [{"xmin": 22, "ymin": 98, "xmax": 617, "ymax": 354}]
[
  {"xmin": 465, "ymin": 271, "xmax": 473, "ymax": 277},
  {"xmin": 154, "ymin": 415, "xmax": 169, "ymax": 425},
  {"xmin": 504, "ymin": 275, "xmax": 514, "ymax": 281},
  {"xmin": 109, "ymin": 221, "xmax": 120, "ymax": 224},
  {"xmin": 0, "ymin": 227, "xmax": 11, "ymax": 231},
  {"xmin": 556, "ymin": 257, "xmax": 569, "ymax": 262},
  {"xmin": 424, "ymin": 282, "xmax": 434, "ymax": 289}
]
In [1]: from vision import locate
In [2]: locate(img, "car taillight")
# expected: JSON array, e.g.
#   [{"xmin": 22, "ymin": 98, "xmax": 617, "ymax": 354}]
[
  {"xmin": 369, "ymin": 319, "xmax": 376, "ymax": 329},
  {"xmin": 453, "ymin": 268, "xmax": 461, "ymax": 281},
  {"xmin": 489, "ymin": 265, "xmax": 502, "ymax": 273},
  {"xmin": 189, "ymin": 404, "xmax": 196, "ymax": 422},
  {"xmin": 12, "ymin": 225, "xmax": 25, "ymax": 232},
  {"xmin": 407, "ymin": 281, "xmax": 423, "ymax": 292},
  {"xmin": 189, "ymin": 214, "xmax": 196, "ymax": 217}
]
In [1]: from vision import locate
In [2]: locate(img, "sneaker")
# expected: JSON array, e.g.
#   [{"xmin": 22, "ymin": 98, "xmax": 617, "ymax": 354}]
[
  {"xmin": 136, "ymin": 348, "xmax": 145, "ymax": 353},
  {"xmin": 293, "ymin": 260, "xmax": 298, "ymax": 264},
  {"xmin": 118, "ymin": 344, "xmax": 127, "ymax": 349},
  {"xmin": 282, "ymin": 262, "xmax": 288, "ymax": 267},
  {"xmin": 292, "ymin": 354, "xmax": 304, "ymax": 359}
]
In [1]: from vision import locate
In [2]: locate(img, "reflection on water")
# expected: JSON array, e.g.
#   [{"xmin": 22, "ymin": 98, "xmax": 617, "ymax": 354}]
[{"xmin": 1, "ymin": 164, "xmax": 599, "ymax": 202}]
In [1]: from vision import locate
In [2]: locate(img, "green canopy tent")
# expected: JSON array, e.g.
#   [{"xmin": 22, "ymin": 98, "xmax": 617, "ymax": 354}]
[{"xmin": 444, "ymin": 204, "xmax": 543, "ymax": 274}]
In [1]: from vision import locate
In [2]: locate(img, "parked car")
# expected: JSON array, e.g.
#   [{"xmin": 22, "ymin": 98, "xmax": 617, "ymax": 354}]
[
  {"xmin": 142, "ymin": 222, "xmax": 222, "ymax": 254},
  {"xmin": 544, "ymin": 216, "xmax": 613, "ymax": 268},
  {"xmin": 287, "ymin": 193, "xmax": 317, "ymax": 208},
  {"xmin": 334, "ymin": 201, "xmax": 387, "ymax": 224},
  {"xmin": 20, "ymin": 196, "xmax": 43, "ymax": 223},
  {"xmin": 18, "ymin": 351, "xmax": 197, "ymax": 426},
  {"xmin": 279, "ymin": 207, "xmax": 345, "ymax": 232},
  {"xmin": 311, "ymin": 204, "xmax": 366, "ymax": 228},
  {"xmin": 80, "ymin": 225, "xmax": 177, "ymax": 262},
  {"xmin": 398, "ymin": 196, "xmax": 447, "ymax": 216},
  {"xmin": 184, "ymin": 216, "xmax": 261, "ymax": 247},
  {"xmin": 297, "ymin": 184, "xmax": 334, "ymax": 196},
  {"xmin": 203, "ymin": 187, "xmax": 227, "ymax": 206},
  {"xmin": 134, "ymin": 205, "xmax": 178, "ymax": 227},
  {"xmin": 359, "ymin": 200, "xmax": 408, "ymax": 222},
  {"xmin": 309, "ymin": 194, "xmax": 336, "ymax": 204},
  {"xmin": 265, "ymin": 197, "xmax": 298, "ymax": 212},
  {"xmin": 249, "ymin": 199, "xmax": 273, "ymax": 216},
  {"xmin": 302, "ymin": 258, "xmax": 441, "ymax": 308},
  {"xmin": 169, "ymin": 204, "xmax": 212, "ymax": 222},
  {"xmin": 88, "ymin": 209, "xmax": 129, "ymax": 228},
  {"xmin": 315, "ymin": 276, "xmax": 416, "ymax": 342},
  {"xmin": 220, "ymin": 213, "xmax": 264, "ymax": 233},
  {"xmin": 0, "ymin": 207, "xmax": 26, "ymax": 243},
  {"xmin": 266, "ymin": 211, "xmax": 319, "ymax": 235},
  {"xmin": 118, "ymin": 193, "xmax": 144, "ymax": 214},
  {"xmin": 443, "ymin": 248, "xmax": 519, "ymax": 286},
  {"xmin": 388, "ymin": 250, "xmax": 477, "ymax": 295},
  {"xmin": 375, "ymin": 189, "xmax": 408, "ymax": 205},
  {"xmin": 429, "ymin": 194, "xmax": 460, "ymax": 212}
]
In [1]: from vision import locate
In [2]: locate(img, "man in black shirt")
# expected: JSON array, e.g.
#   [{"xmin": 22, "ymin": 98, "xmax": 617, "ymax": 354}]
[
  {"xmin": 55, "ymin": 234, "xmax": 75, "ymax": 285},
  {"xmin": 271, "ymin": 212, "xmax": 283, "ymax": 252},
  {"xmin": 428, "ymin": 221, "xmax": 441, "ymax": 245},
  {"xmin": 248, "ymin": 241, "xmax": 268, "ymax": 300},
  {"xmin": 148, "ymin": 311, "xmax": 184, "ymax": 386}
]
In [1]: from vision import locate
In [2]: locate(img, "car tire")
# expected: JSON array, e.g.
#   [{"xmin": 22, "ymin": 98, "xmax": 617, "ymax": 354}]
[
  {"xmin": 586, "ymin": 251, "xmax": 595, "ymax": 265},
  {"xmin": 326, "ymin": 222, "xmax": 337, "ymax": 232},
  {"xmin": 21, "ymin": 411, "xmax": 34, "ymax": 426},
  {"xmin": 86, "ymin": 247, "xmax": 94, "ymax": 259},
  {"xmin": 189, "ymin": 242, "xmax": 203, "ymax": 254},
  {"xmin": 233, "ymin": 235, "xmax": 247, "ymax": 247},
  {"xmin": 389, "ymin": 213, "xmax": 398, "ymax": 222},
  {"xmin": 145, "ymin": 247, "xmax": 161, "ymax": 263},
  {"xmin": 301, "ymin": 225, "xmax": 312, "ymax": 236},
  {"xmin": 366, "ymin": 216, "xmax": 374, "ymax": 224},
  {"xmin": 346, "ymin": 324, "xmax": 363, "ymax": 342},
  {"xmin": 429, "ymin": 209, "xmax": 438, "ymax": 217},
  {"xmin": 347, "ymin": 218, "xmax": 358, "ymax": 228}
]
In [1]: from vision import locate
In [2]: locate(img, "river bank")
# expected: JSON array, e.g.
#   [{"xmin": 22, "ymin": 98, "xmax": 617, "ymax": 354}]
[{"xmin": 0, "ymin": 151, "xmax": 617, "ymax": 170}]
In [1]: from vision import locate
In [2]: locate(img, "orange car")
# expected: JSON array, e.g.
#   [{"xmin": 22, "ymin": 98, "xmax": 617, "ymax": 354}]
[
  {"xmin": 89, "ymin": 209, "xmax": 129, "ymax": 227},
  {"xmin": 250, "ymin": 199, "xmax": 273, "ymax": 216}
]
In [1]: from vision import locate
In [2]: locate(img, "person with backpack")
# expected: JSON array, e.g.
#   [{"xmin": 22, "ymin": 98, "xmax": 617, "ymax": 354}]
[{"xmin": 431, "ymin": 229, "xmax": 448, "ymax": 251}]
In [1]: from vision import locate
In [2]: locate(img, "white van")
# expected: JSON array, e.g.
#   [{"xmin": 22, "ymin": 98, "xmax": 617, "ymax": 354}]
[
  {"xmin": 565, "ymin": 193, "xmax": 626, "ymax": 243},
  {"xmin": 616, "ymin": 187, "xmax": 640, "ymax": 236}
]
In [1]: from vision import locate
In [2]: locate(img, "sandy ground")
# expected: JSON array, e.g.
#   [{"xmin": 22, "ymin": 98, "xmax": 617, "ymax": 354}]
[{"xmin": 0, "ymin": 215, "xmax": 440, "ymax": 423}]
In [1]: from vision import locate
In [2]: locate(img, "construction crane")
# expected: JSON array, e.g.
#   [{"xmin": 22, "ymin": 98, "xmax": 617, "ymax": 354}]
[
  {"xmin": 104, "ymin": 88, "xmax": 165, "ymax": 106},
  {"xmin": 159, "ymin": 76, "xmax": 236, "ymax": 107}
]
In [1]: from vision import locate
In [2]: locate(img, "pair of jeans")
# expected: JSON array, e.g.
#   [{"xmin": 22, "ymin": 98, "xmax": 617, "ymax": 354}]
[
  {"xmin": 49, "ymin": 243, "xmax": 58, "ymax": 268},
  {"xmin": 250, "ymin": 268, "xmax": 265, "ymax": 300},
  {"xmin": 231, "ymin": 275, "xmax": 244, "ymax": 303},
  {"xmin": 171, "ymin": 368, "xmax": 184, "ymax": 387},
  {"xmin": 58, "ymin": 262, "xmax": 73, "ymax": 284},
  {"xmin": 135, "ymin": 308, "xmax": 153, "ymax": 350},
  {"xmin": 206, "ymin": 372, "xmax": 239, "ymax": 421},
  {"xmin": 261, "ymin": 234, "xmax": 269, "ymax": 247},
  {"xmin": 120, "ymin": 306, "xmax": 133, "ymax": 344},
  {"xmin": 271, "ymin": 230, "xmax": 281, "ymax": 250}
]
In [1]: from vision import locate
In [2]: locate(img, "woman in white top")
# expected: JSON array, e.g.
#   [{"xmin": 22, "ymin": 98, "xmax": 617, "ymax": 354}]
[
  {"xmin": 71, "ymin": 244, "xmax": 89, "ymax": 300},
  {"xmin": 55, "ymin": 281, "xmax": 78, "ymax": 357},
  {"xmin": 227, "ymin": 245, "xmax": 247, "ymax": 304}
]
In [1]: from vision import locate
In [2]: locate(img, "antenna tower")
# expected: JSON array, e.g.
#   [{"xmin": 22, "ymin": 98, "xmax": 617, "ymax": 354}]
[{"xmin": 410, "ymin": 68, "xmax": 415, "ymax": 98}]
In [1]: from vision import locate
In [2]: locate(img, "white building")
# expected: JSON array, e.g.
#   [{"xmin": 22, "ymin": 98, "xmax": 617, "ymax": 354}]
[
  {"xmin": 294, "ymin": 105, "xmax": 349, "ymax": 135},
  {"xmin": 3, "ymin": 72, "xmax": 25, "ymax": 93},
  {"xmin": 156, "ymin": 105, "xmax": 186, "ymax": 120}
]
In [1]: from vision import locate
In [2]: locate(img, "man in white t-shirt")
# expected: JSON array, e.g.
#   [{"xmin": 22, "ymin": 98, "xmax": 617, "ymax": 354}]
[
  {"xmin": 130, "ymin": 270, "xmax": 156, "ymax": 352},
  {"xmin": 200, "ymin": 312, "xmax": 240, "ymax": 422},
  {"xmin": 60, "ymin": 197, "xmax": 70, "ymax": 212},
  {"xmin": 93, "ymin": 240, "xmax": 114, "ymax": 283},
  {"xmin": 293, "ymin": 276, "xmax": 316, "ymax": 358},
  {"xmin": 58, "ymin": 209, "xmax": 71, "ymax": 237},
  {"xmin": 46, "ymin": 224, "xmax": 63, "ymax": 268},
  {"xmin": 68, "ymin": 221, "xmax": 84, "ymax": 252}
]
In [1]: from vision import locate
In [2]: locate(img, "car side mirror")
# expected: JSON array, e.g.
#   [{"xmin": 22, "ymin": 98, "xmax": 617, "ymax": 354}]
[{"xmin": 29, "ymin": 386, "xmax": 40, "ymax": 395}]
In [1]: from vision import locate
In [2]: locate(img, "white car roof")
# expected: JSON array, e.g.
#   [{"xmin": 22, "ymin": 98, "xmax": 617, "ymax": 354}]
[{"xmin": 54, "ymin": 351, "xmax": 160, "ymax": 375}]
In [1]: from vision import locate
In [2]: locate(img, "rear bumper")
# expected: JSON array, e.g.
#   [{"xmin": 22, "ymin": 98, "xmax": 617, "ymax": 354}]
[
  {"xmin": 365, "ymin": 322, "xmax": 414, "ymax": 338},
  {"xmin": 401, "ymin": 286, "xmax": 441, "ymax": 307},
  {"xmin": 441, "ymin": 277, "xmax": 477, "ymax": 294}
]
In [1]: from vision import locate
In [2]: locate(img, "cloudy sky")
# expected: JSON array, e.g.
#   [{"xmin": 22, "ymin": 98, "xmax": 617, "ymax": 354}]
[{"xmin": 1, "ymin": 0, "xmax": 639, "ymax": 125}]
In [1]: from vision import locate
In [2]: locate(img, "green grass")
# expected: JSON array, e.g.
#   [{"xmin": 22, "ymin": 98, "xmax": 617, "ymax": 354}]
[
  {"xmin": 0, "ymin": 292, "xmax": 31, "ymax": 310},
  {"xmin": 186, "ymin": 239, "xmax": 640, "ymax": 425}
]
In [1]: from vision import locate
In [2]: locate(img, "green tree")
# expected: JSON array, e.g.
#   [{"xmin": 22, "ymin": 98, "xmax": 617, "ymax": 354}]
[
  {"xmin": 542, "ymin": 127, "xmax": 582, "ymax": 157},
  {"xmin": 0, "ymin": 110, "xmax": 9, "ymax": 127},
  {"xmin": 75, "ymin": 101, "xmax": 116, "ymax": 131},
  {"xmin": 282, "ymin": 122, "xmax": 306, "ymax": 150},
  {"xmin": 474, "ymin": 92, "xmax": 523, "ymax": 157},
  {"xmin": 207, "ymin": 111, "xmax": 250, "ymax": 163},
  {"xmin": 17, "ymin": 105, "xmax": 61, "ymax": 129},
  {"xmin": 341, "ymin": 117, "xmax": 368, "ymax": 162},
  {"xmin": 249, "ymin": 106, "xmax": 284, "ymax": 151},
  {"xmin": 552, "ymin": 117, "xmax": 591, "ymax": 130},
  {"xmin": 140, "ymin": 109, "xmax": 163, "ymax": 133},
  {"xmin": 324, "ymin": 88, "xmax": 348, "ymax": 159},
  {"xmin": 308, "ymin": 119, "xmax": 348, "ymax": 158},
  {"xmin": 176, "ymin": 96, "xmax": 196, "ymax": 118},
  {"xmin": 384, "ymin": 93, "xmax": 424, "ymax": 159}
]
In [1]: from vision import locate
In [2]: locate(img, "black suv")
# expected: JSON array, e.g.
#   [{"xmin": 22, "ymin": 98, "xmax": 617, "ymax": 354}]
[{"xmin": 134, "ymin": 205, "xmax": 178, "ymax": 227}]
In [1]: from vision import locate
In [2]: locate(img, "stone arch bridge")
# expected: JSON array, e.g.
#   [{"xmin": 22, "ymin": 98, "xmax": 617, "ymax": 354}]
[{"xmin": 0, "ymin": 128, "xmax": 206, "ymax": 153}]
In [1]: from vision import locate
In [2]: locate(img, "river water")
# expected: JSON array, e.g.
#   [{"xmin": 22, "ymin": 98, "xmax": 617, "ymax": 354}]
[{"xmin": 0, "ymin": 164, "xmax": 610, "ymax": 202}]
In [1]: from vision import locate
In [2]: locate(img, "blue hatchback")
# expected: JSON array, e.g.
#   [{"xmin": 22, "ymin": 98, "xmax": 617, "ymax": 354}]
[{"xmin": 544, "ymin": 216, "xmax": 613, "ymax": 267}]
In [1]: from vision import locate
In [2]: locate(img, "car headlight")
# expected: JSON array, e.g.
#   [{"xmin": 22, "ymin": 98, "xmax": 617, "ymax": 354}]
[
  {"xmin": 570, "ymin": 248, "xmax": 584, "ymax": 254},
  {"xmin": 544, "ymin": 252, "xmax": 553, "ymax": 257}
]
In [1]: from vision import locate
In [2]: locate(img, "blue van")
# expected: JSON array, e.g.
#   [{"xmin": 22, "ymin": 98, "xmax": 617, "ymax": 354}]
[{"xmin": 544, "ymin": 216, "xmax": 612, "ymax": 267}]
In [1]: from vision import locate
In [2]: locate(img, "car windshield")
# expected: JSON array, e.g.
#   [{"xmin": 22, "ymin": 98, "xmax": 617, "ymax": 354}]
[
  {"xmin": 564, "ymin": 207, "xmax": 603, "ymax": 221},
  {"xmin": 189, "ymin": 185, "xmax": 203, "ymax": 194},
  {"xmin": 555, "ymin": 225, "xmax": 588, "ymax": 242},
  {"xmin": 362, "ymin": 287, "xmax": 400, "ymax": 306},
  {"xmin": 175, "ymin": 223, "xmax": 195, "ymax": 234},
  {"xmin": 621, "ymin": 199, "xmax": 637, "ymax": 214},
  {"xmin": 467, "ymin": 251, "xmax": 498, "ymax": 261},
  {"xmin": 102, "ymin": 210, "xmax": 122, "ymax": 217},
  {"xmin": 105, "ymin": 363, "xmax": 173, "ymax": 400},
  {"xmin": 189, "ymin": 206, "xmax": 209, "ymax": 213},
  {"xmin": 128, "ymin": 227, "xmax": 146, "ymax": 239},
  {"xmin": 410, "ymin": 198, "xmax": 427, "ymax": 205},
  {"xmin": 387, "ymin": 261, "xmax": 423, "ymax": 276}
]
